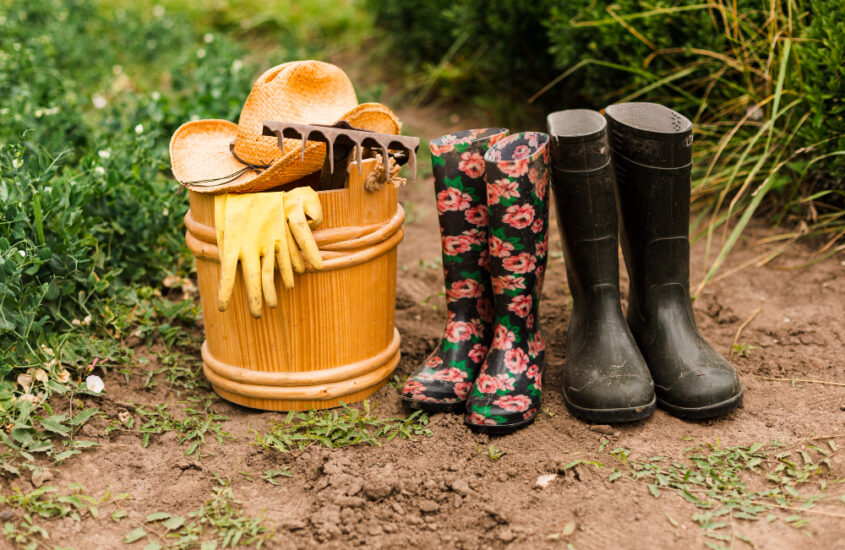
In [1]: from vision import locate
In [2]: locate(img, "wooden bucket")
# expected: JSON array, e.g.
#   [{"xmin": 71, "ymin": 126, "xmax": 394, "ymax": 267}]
[{"xmin": 184, "ymin": 159, "xmax": 403, "ymax": 411}]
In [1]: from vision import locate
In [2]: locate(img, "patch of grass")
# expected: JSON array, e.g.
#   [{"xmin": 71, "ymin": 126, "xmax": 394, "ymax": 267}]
[
  {"xmin": 603, "ymin": 438, "xmax": 844, "ymax": 547},
  {"xmin": 0, "ymin": 483, "xmax": 123, "ymax": 549},
  {"xmin": 482, "ymin": 444, "xmax": 507, "ymax": 461},
  {"xmin": 107, "ymin": 402, "xmax": 231, "ymax": 458},
  {"xmin": 261, "ymin": 469, "xmax": 292, "ymax": 486},
  {"xmin": 253, "ymin": 401, "xmax": 431, "ymax": 453},
  {"xmin": 124, "ymin": 486, "xmax": 273, "ymax": 549},
  {"xmin": 142, "ymin": 350, "xmax": 208, "ymax": 394},
  {"xmin": 732, "ymin": 342, "xmax": 757, "ymax": 358}
]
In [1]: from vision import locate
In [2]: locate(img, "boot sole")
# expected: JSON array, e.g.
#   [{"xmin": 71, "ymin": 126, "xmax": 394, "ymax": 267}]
[
  {"xmin": 464, "ymin": 416, "xmax": 536, "ymax": 435},
  {"xmin": 658, "ymin": 390, "xmax": 743, "ymax": 420},
  {"xmin": 401, "ymin": 396, "xmax": 466, "ymax": 414},
  {"xmin": 564, "ymin": 395, "xmax": 656, "ymax": 424}
]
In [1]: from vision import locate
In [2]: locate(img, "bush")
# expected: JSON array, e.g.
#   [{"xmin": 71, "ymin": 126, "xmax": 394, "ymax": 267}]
[
  {"xmin": 796, "ymin": 0, "xmax": 845, "ymax": 203},
  {"xmin": 0, "ymin": 0, "xmax": 259, "ymax": 370}
]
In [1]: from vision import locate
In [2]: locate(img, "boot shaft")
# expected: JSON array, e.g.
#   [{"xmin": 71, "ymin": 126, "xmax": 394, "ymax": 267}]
[
  {"xmin": 483, "ymin": 132, "xmax": 550, "ymax": 331},
  {"xmin": 605, "ymin": 103, "xmax": 695, "ymax": 299},
  {"xmin": 430, "ymin": 128, "xmax": 508, "ymax": 321},
  {"xmin": 547, "ymin": 110, "xmax": 620, "ymax": 300}
]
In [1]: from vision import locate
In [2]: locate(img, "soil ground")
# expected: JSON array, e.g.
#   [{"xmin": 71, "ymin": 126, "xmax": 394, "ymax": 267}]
[{"xmin": 3, "ymin": 112, "xmax": 844, "ymax": 550}]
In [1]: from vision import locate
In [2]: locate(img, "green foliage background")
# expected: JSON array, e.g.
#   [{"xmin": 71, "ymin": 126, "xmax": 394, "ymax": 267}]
[{"xmin": 368, "ymin": 0, "xmax": 844, "ymax": 203}]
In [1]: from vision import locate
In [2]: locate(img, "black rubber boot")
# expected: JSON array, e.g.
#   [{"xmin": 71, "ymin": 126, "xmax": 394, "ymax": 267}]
[
  {"xmin": 547, "ymin": 109, "xmax": 656, "ymax": 423},
  {"xmin": 402, "ymin": 128, "xmax": 509, "ymax": 413},
  {"xmin": 605, "ymin": 102, "xmax": 743, "ymax": 419}
]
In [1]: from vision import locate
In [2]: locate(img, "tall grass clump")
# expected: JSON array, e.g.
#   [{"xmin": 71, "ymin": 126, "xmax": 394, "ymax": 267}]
[{"xmin": 369, "ymin": 0, "xmax": 845, "ymax": 286}]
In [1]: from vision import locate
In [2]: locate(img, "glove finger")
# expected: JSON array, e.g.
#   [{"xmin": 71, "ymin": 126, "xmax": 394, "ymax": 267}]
[
  {"xmin": 285, "ymin": 221, "xmax": 306, "ymax": 273},
  {"xmin": 288, "ymin": 207, "xmax": 323, "ymax": 270},
  {"xmin": 217, "ymin": 245, "xmax": 240, "ymax": 312},
  {"xmin": 261, "ymin": 249, "xmax": 277, "ymax": 308},
  {"xmin": 302, "ymin": 196, "xmax": 323, "ymax": 228},
  {"xmin": 241, "ymin": 251, "xmax": 263, "ymax": 318},
  {"xmin": 276, "ymin": 232, "xmax": 295, "ymax": 289}
]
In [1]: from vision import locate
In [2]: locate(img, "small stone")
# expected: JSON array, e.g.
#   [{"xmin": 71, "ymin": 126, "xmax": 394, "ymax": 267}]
[
  {"xmin": 450, "ymin": 479, "xmax": 471, "ymax": 496},
  {"xmin": 346, "ymin": 479, "xmax": 363, "ymax": 496},
  {"xmin": 498, "ymin": 528, "xmax": 515, "ymax": 542},
  {"xmin": 535, "ymin": 473, "xmax": 557, "ymax": 488},
  {"xmin": 364, "ymin": 479, "xmax": 394, "ymax": 501},
  {"xmin": 419, "ymin": 499, "xmax": 439, "ymax": 514}
]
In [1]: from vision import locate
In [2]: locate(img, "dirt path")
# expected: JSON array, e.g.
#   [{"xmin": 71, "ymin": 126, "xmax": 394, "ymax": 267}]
[{"xmin": 4, "ymin": 117, "xmax": 843, "ymax": 549}]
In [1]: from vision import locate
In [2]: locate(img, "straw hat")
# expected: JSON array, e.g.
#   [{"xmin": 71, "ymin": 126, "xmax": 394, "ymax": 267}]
[{"xmin": 170, "ymin": 60, "xmax": 401, "ymax": 194}]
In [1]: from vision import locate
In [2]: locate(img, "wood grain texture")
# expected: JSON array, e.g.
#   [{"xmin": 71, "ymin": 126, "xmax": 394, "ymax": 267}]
[{"xmin": 186, "ymin": 158, "xmax": 402, "ymax": 411}]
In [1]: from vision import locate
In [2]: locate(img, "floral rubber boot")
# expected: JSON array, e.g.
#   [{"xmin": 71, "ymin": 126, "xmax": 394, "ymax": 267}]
[
  {"xmin": 402, "ymin": 128, "xmax": 509, "ymax": 413},
  {"xmin": 464, "ymin": 132, "xmax": 550, "ymax": 434}
]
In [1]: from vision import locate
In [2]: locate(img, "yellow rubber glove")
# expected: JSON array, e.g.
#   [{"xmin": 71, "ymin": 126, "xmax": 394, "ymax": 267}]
[
  {"xmin": 214, "ymin": 192, "xmax": 295, "ymax": 318},
  {"xmin": 283, "ymin": 187, "xmax": 324, "ymax": 272}
]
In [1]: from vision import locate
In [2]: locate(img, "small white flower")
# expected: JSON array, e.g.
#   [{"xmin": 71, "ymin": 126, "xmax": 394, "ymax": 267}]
[
  {"xmin": 35, "ymin": 109, "xmax": 44, "ymax": 117},
  {"xmin": 152, "ymin": 4, "xmax": 165, "ymax": 17},
  {"xmin": 151, "ymin": 91, "xmax": 161, "ymax": 101},
  {"xmin": 12, "ymin": 158, "xmax": 22, "ymax": 169},
  {"xmin": 57, "ymin": 369, "xmax": 71, "ymax": 384},
  {"xmin": 82, "ymin": 315, "xmax": 92, "ymax": 326},
  {"xmin": 94, "ymin": 166, "xmax": 105, "ymax": 175},
  {"xmin": 135, "ymin": 124, "xmax": 144, "ymax": 134},
  {"xmin": 72, "ymin": 318, "xmax": 81, "ymax": 326},
  {"xmin": 98, "ymin": 149, "xmax": 110, "ymax": 159},
  {"xmin": 92, "ymin": 95, "xmax": 107, "ymax": 109},
  {"xmin": 86, "ymin": 375, "xmax": 104, "ymax": 394},
  {"xmin": 44, "ymin": 106, "xmax": 59, "ymax": 115},
  {"xmin": 196, "ymin": 48, "xmax": 206, "ymax": 59},
  {"xmin": 17, "ymin": 250, "xmax": 25, "ymax": 257},
  {"xmin": 204, "ymin": 33, "xmax": 214, "ymax": 43},
  {"xmin": 231, "ymin": 59, "xmax": 243, "ymax": 73}
]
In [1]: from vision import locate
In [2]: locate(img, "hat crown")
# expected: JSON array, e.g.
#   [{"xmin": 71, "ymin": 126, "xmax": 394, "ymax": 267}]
[{"xmin": 232, "ymin": 61, "xmax": 359, "ymax": 165}]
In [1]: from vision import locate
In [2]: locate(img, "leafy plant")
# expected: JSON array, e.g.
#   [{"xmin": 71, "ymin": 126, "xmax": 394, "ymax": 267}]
[
  {"xmin": 253, "ymin": 401, "xmax": 432, "ymax": 453},
  {"xmin": 107, "ymin": 402, "xmax": 232, "ymax": 458},
  {"xmin": 0, "ymin": 483, "xmax": 121, "ymax": 549},
  {"xmin": 124, "ymin": 486, "xmax": 273, "ymax": 549},
  {"xmin": 605, "ymin": 438, "xmax": 843, "ymax": 547}
]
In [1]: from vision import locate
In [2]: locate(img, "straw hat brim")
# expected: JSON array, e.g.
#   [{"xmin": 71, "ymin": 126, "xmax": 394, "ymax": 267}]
[{"xmin": 169, "ymin": 103, "xmax": 401, "ymax": 194}]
